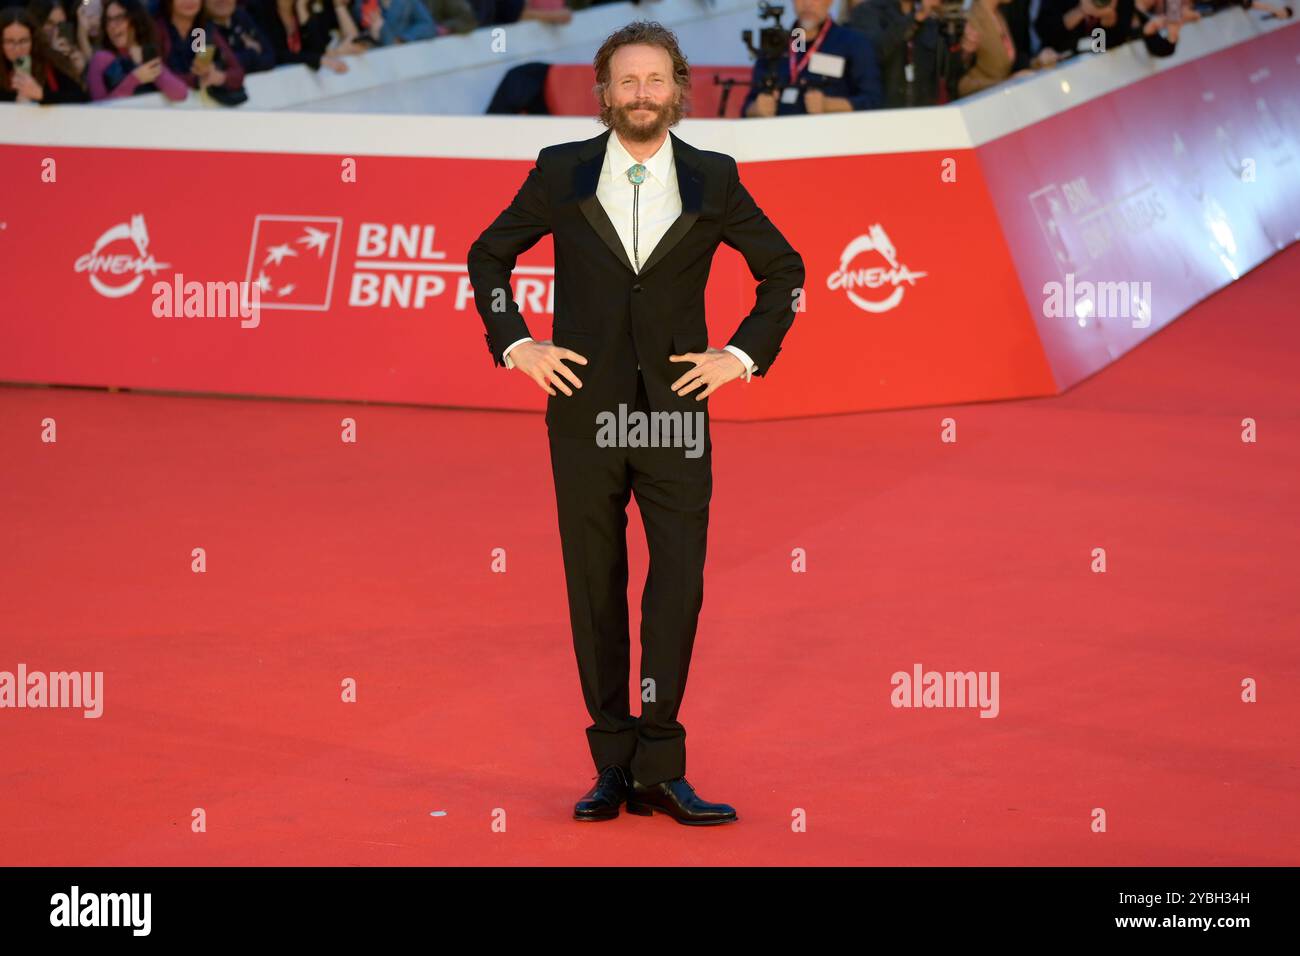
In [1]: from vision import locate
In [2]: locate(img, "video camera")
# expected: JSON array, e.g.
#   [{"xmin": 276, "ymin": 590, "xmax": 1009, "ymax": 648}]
[
  {"xmin": 740, "ymin": 1, "xmax": 793, "ymax": 102},
  {"xmin": 935, "ymin": 0, "xmax": 975, "ymax": 40}
]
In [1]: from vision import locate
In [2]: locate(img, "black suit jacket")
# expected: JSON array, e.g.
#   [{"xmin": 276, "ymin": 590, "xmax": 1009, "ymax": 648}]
[{"xmin": 466, "ymin": 127, "xmax": 805, "ymax": 438}]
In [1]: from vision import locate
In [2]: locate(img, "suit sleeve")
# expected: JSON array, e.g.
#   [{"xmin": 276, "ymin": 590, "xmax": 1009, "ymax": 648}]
[
  {"xmin": 719, "ymin": 157, "xmax": 805, "ymax": 376},
  {"xmin": 466, "ymin": 150, "xmax": 552, "ymax": 367}
]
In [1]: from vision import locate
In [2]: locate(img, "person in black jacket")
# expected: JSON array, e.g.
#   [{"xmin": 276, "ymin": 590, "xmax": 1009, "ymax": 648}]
[
  {"xmin": 1035, "ymin": 0, "xmax": 1133, "ymax": 54},
  {"xmin": 848, "ymin": 0, "xmax": 967, "ymax": 107},
  {"xmin": 999, "ymin": 0, "xmax": 1036, "ymax": 70},
  {"xmin": 205, "ymin": 0, "xmax": 276, "ymax": 73},
  {"xmin": 468, "ymin": 22, "xmax": 804, "ymax": 825}
]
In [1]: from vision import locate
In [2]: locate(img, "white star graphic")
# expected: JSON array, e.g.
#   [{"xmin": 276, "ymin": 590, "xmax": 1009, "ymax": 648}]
[
  {"xmin": 263, "ymin": 242, "xmax": 298, "ymax": 267},
  {"xmin": 296, "ymin": 227, "xmax": 331, "ymax": 257},
  {"xmin": 256, "ymin": 271, "xmax": 272, "ymax": 293},
  {"xmin": 277, "ymin": 283, "xmax": 296, "ymax": 297}
]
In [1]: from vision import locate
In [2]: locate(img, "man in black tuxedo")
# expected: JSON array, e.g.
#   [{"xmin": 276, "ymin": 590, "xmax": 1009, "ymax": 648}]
[{"xmin": 467, "ymin": 21, "xmax": 804, "ymax": 826}]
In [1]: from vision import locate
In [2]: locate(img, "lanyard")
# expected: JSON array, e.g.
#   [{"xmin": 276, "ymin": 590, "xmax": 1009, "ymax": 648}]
[{"xmin": 788, "ymin": 18, "xmax": 832, "ymax": 83}]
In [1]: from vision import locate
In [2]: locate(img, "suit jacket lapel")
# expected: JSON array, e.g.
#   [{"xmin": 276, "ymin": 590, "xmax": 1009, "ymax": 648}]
[
  {"xmin": 574, "ymin": 128, "xmax": 703, "ymax": 280},
  {"xmin": 576, "ymin": 129, "xmax": 636, "ymax": 275}
]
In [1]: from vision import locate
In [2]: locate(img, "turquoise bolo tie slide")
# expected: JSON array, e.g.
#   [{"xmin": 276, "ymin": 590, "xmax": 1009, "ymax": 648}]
[{"xmin": 626, "ymin": 164, "xmax": 647, "ymax": 185}]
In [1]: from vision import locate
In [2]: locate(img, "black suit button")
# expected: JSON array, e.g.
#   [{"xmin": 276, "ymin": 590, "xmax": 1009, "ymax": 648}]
[{"xmin": 632, "ymin": 284, "xmax": 642, "ymax": 292}]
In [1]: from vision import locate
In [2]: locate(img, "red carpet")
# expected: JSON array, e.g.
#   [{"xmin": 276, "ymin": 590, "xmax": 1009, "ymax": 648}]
[{"xmin": 2, "ymin": 245, "xmax": 1297, "ymax": 866}]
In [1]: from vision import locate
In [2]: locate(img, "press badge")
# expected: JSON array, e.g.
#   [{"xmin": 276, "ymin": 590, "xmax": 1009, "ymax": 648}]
[
  {"xmin": 904, "ymin": 62, "xmax": 915, "ymax": 83},
  {"xmin": 808, "ymin": 52, "xmax": 846, "ymax": 78},
  {"xmin": 781, "ymin": 86, "xmax": 799, "ymax": 104}
]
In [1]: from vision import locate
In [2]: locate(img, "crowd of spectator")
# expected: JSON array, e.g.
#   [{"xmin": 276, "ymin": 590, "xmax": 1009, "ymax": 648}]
[
  {"xmin": 0, "ymin": 0, "xmax": 1290, "ymax": 107},
  {"xmin": 736, "ymin": 0, "xmax": 1293, "ymax": 114},
  {"xmin": 0, "ymin": 0, "xmax": 627, "ymax": 103}
]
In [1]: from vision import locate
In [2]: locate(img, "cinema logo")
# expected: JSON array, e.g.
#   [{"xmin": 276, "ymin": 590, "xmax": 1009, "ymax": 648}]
[
  {"xmin": 50, "ymin": 886, "xmax": 150, "ymax": 936},
  {"xmin": 595, "ymin": 405, "xmax": 707, "ymax": 459},
  {"xmin": 890, "ymin": 663, "xmax": 999, "ymax": 718},
  {"xmin": 74, "ymin": 214, "xmax": 170, "ymax": 299},
  {"xmin": 827, "ymin": 224, "xmax": 927, "ymax": 314},
  {"xmin": 151, "ymin": 274, "xmax": 262, "ymax": 328},
  {"xmin": 1042, "ymin": 273, "xmax": 1152, "ymax": 328},
  {"xmin": 0, "ymin": 663, "xmax": 103, "ymax": 718}
]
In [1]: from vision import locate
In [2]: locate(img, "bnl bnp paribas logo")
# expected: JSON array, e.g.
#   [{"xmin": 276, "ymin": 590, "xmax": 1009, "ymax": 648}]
[{"xmin": 826, "ymin": 224, "xmax": 928, "ymax": 314}]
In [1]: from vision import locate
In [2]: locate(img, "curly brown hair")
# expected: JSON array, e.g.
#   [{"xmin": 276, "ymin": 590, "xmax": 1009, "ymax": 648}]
[{"xmin": 591, "ymin": 20, "xmax": 691, "ymax": 127}]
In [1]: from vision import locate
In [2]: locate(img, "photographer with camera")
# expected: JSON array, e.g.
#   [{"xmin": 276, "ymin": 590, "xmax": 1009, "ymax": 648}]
[
  {"xmin": 1035, "ymin": 0, "xmax": 1133, "ymax": 54},
  {"xmin": 742, "ymin": 0, "xmax": 883, "ymax": 117},
  {"xmin": 848, "ymin": 0, "xmax": 967, "ymax": 107}
]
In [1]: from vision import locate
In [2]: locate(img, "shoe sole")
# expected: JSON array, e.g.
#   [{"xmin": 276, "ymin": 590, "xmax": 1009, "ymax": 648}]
[
  {"xmin": 573, "ymin": 799, "xmax": 626, "ymax": 821},
  {"xmin": 573, "ymin": 808, "xmax": 621, "ymax": 821},
  {"xmin": 626, "ymin": 801, "xmax": 738, "ymax": 825}
]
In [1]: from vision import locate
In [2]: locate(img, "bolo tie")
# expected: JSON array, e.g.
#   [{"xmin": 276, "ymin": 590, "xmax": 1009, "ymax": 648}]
[{"xmin": 627, "ymin": 162, "xmax": 647, "ymax": 272}]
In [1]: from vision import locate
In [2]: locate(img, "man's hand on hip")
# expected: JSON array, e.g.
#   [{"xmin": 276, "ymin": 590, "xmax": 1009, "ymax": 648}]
[
  {"xmin": 670, "ymin": 348, "xmax": 745, "ymax": 400},
  {"xmin": 510, "ymin": 340, "xmax": 587, "ymax": 396}
]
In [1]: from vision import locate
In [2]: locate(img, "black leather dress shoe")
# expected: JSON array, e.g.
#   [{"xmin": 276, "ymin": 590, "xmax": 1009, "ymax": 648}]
[
  {"xmin": 573, "ymin": 765, "xmax": 631, "ymax": 821},
  {"xmin": 626, "ymin": 776, "xmax": 738, "ymax": 825}
]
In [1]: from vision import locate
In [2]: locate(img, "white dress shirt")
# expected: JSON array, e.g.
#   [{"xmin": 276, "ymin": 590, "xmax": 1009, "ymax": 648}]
[{"xmin": 502, "ymin": 131, "xmax": 756, "ymax": 383}]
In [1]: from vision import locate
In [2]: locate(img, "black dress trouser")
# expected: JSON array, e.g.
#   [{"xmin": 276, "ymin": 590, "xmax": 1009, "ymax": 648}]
[{"xmin": 546, "ymin": 370, "xmax": 713, "ymax": 786}]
